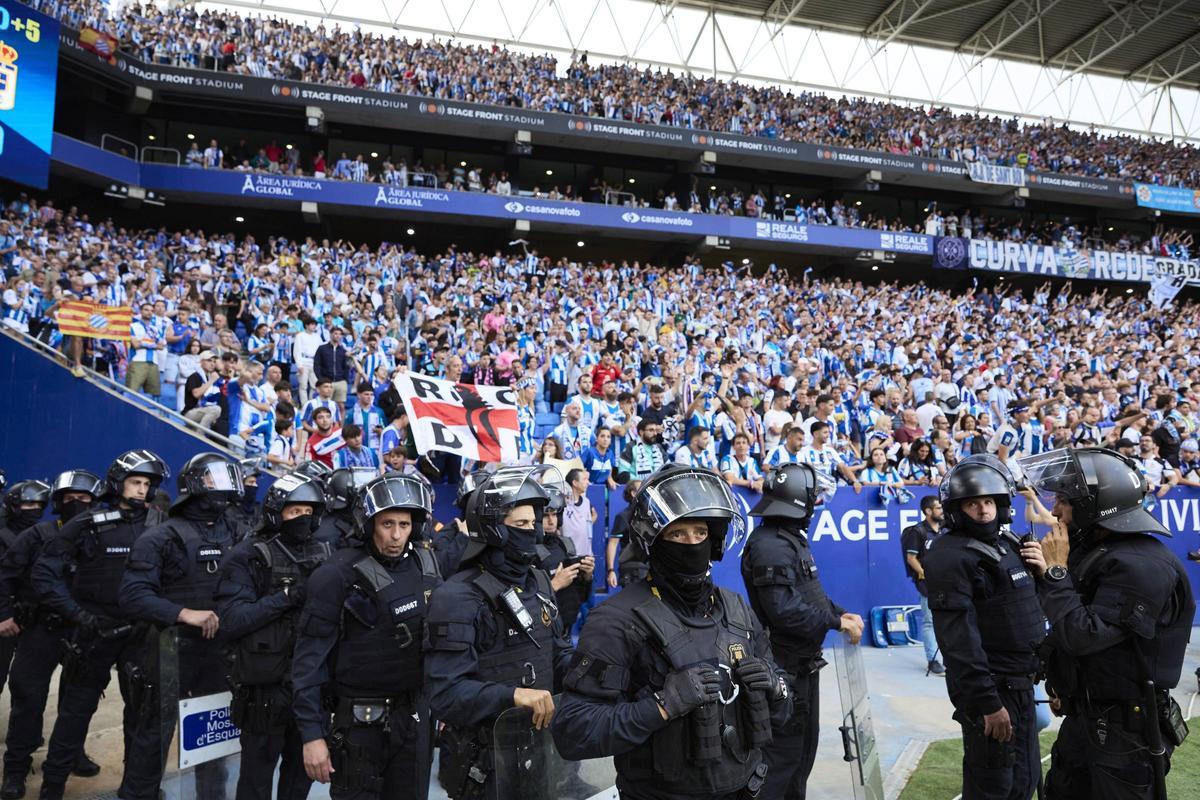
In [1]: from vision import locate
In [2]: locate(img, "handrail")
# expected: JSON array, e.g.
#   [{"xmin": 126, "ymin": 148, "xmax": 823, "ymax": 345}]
[
  {"xmin": 100, "ymin": 133, "xmax": 139, "ymax": 162},
  {"xmin": 1, "ymin": 326, "xmax": 249, "ymax": 457},
  {"xmin": 604, "ymin": 189, "xmax": 637, "ymax": 206},
  {"xmin": 142, "ymin": 146, "xmax": 182, "ymax": 166}
]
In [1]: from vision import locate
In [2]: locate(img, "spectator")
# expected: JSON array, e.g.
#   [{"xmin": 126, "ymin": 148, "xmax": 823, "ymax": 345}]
[
  {"xmin": 303, "ymin": 407, "xmax": 342, "ymax": 468},
  {"xmin": 900, "ymin": 496, "xmax": 946, "ymax": 676},
  {"xmin": 182, "ymin": 350, "xmax": 221, "ymax": 430},
  {"xmin": 127, "ymin": 302, "xmax": 163, "ymax": 397},
  {"xmin": 313, "ymin": 325, "xmax": 351, "ymax": 415},
  {"xmin": 580, "ymin": 428, "xmax": 618, "ymax": 489},
  {"xmin": 334, "ymin": 423, "xmax": 381, "ymax": 469},
  {"xmin": 720, "ymin": 432, "xmax": 763, "ymax": 492},
  {"xmin": 345, "ymin": 382, "xmax": 386, "ymax": 451}
]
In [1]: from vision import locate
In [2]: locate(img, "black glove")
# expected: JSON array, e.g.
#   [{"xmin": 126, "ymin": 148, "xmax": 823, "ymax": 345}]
[
  {"xmin": 735, "ymin": 657, "xmax": 786, "ymax": 701},
  {"xmin": 285, "ymin": 582, "xmax": 307, "ymax": 608},
  {"xmin": 659, "ymin": 665, "xmax": 722, "ymax": 719}
]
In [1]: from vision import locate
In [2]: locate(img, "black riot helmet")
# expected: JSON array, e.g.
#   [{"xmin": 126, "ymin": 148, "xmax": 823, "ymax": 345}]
[
  {"xmin": 461, "ymin": 465, "xmax": 556, "ymax": 561},
  {"xmin": 261, "ymin": 471, "xmax": 327, "ymax": 532},
  {"xmin": 628, "ymin": 465, "xmax": 743, "ymax": 560},
  {"xmin": 293, "ymin": 459, "xmax": 334, "ymax": 486},
  {"xmin": 172, "ymin": 453, "xmax": 243, "ymax": 510},
  {"xmin": 3, "ymin": 480, "xmax": 51, "ymax": 518},
  {"xmin": 1019, "ymin": 447, "xmax": 1168, "ymax": 536},
  {"xmin": 325, "ymin": 467, "xmax": 378, "ymax": 513},
  {"xmin": 0, "ymin": 469, "xmax": 6, "ymax": 494},
  {"xmin": 354, "ymin": 473, "xmax": 434, "ymax": 541},
  {"xmin": 749, "ymin": 462, "xmax": 832, "ymax": 522},
  {"xmin": 455, "ymin": 469, "xmax": 493, "ymax": 514},
  {"xmin": 105, "ymin": 449, "xmax": 169, "ymax": 504},
  {"xmin": 939, "ymin": 453, "xmax": 1015, "ymax": 529},
  {"xmin": 49, "ymin": 470, "xmax": 104, "ymax": 516}
]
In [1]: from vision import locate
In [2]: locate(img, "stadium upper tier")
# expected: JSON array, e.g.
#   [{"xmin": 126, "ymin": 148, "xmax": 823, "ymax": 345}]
[{"xmin": 36, "ymin": 0, "xmax": 1200, "ymax": 190}]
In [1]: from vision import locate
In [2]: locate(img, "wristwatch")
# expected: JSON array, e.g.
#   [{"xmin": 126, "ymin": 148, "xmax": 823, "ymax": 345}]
[{"xmin": 1044, "ymin": 565, "xmax": 1069, "ymax": 582}]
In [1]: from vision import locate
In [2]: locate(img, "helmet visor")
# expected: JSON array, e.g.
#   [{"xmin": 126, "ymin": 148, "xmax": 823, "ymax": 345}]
[
  {"xmin": 642, "ymin": 469, "xmax": 738, "ymax": 529},
  {"xmin": 1017, "ymin": 449, "xmax": 1089, "ymax": 504},
  {"xmin": 196, "ymin": 461, "xmax": 242, "ymax": 493},
  {"xmin": 348, "ymin": 467, "xmax": 379, "ymax": 488},
  {"xmin": 51, "ymin": 471, "xmax": 102, "ymax": 497},
  {"xmin": 361, "ymin": 476, "xmax": 433, "ymax": 519},
  {"xmin": 477, "ymin": 466, "xmax": 554, "ymax": 518}
]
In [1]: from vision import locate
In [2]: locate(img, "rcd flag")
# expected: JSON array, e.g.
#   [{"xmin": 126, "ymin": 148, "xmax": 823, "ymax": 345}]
[{"xmin": 393, "ymin": 372, "xmax": 520, "ymax": 463}]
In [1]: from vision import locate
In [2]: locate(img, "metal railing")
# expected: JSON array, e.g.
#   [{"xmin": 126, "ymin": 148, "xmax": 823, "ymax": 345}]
[
  {"xmin": 100, "ymin": 133, "xmax": 139, "ymax": 161},
  {"xmin": 2, "ymin": 326, "xmax": 248, "ymax": 458},
  {"xmin": 142, "ymin": 146, "xmax": 182, "ymax": 165},
  {"xmin": 604, "ymin": 189, "xmax": 638, "ymax": 206}
]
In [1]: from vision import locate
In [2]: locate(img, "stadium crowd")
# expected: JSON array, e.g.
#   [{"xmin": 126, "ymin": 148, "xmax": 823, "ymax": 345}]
[
  {"xmin": 33, "ymin": 0, "xmax": 1200, "ymax": 189},
  {"xmin": 3, "ymin": 189, "xmax": 1200, "ymax": 507}
]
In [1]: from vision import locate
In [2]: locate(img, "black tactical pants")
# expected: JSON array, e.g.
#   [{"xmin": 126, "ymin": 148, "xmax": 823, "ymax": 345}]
[
  {"xmin": 42, "ymin": 628, "xmax": 139, "ymax": 785},
  {"xmin": 956, "ymin": 685, "xmax": 1039, "ymax": 800},
  {"xmin": 3, "ymin": 621, "xmax": 67, "ymax": 776},
  {"xmin": 329, "ymin": 700, "xmax": 431, "ymax": 800},
  {"xmin": 761, "ymin": 668, "xmax": 819, "ymax": 800},
  {"xmin": 1046, "ymin": 709, "xmax": 1173, "ymax": 800},
  {"xmin": 0, "ymin": 636, "xmax": 16, "ymax": 698},
  {"xmin": 234, "ymin": 716, "xmax": 310, "ymax": 800},
  {"xmin": 119, "ymin": 637, "xmax": 228, "ymax": 800}
]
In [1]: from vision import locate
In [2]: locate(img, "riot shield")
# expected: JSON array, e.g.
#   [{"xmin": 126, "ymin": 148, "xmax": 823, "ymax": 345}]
[
  {"xmin": 492, "ymin": 696, "xmax": 617, "ymax": 800},
  {"xmin": 832, "ymin": 631, "xmax": 884, "ymax": 800},
  {"xmin": 152, "ymin": 626, "xmax": 242, "ymax": 800}
]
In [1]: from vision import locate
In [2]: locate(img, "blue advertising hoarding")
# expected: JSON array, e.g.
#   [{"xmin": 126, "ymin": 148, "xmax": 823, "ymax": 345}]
[
  {"xmin": 0, "ymin": 0, "xmax": 58, "ymax": 189},
  {"xmin": 1134, "ymin": 182, "xmax": 1200, "ymax": 215},
  {"xmin": 52, "ymin": 134, "xmax": 936, "ymax": 257},
  {"xmin": 426, "ymin": 483, "xmax": 1200, "ymax": 625}
]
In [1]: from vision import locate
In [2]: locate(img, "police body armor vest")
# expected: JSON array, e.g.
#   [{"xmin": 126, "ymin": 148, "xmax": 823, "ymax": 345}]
[
  {"xmin": 950, "ymin": 531, "xmax": 1046, "ymax": 665},
  {"xmin": 744, "ymin": 524, "xmax": 834, "ymax": 669},
  {"xmin": 1055, "ymin": 536, "xmax": 1193, "ymax": 701},
  {"xmin": 610, "ymin": 580, "xmax": 768, "ymax": 794},
  {"xmin": 0, "ymin": 524, "xmax": 17, "ymax": 555},
  {"xmin": 332, "ymin": 544, "xmax": 440, "ymax": 698},
  {"xmin": 15, "ymin": 522, "xmax": 55, "ymax": 607},
  {"xmin": 73, "ymin": 507, "xmax": 164, "ymax": 617},
  {"xmin": 232, "ymin": 535, "xmax": 332, "ymax": 686},
  {"xmin": 470, "ymin": 567, "xmax": 557, "ymax": 696},
  {"xmin": 161, "ymin": 518, "xmax": 235, "ymax": 612}
]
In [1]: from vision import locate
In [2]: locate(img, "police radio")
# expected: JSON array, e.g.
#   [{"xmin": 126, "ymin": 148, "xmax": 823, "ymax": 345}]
[{"xmin": 499, "ymin": 586, "xmax": 541, "ymax": 649}]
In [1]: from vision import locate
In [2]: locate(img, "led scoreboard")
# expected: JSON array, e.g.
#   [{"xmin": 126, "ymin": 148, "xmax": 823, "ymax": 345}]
[{"xmin": 0, "ymin": 0, "xmax": 58, "ymax": 189}]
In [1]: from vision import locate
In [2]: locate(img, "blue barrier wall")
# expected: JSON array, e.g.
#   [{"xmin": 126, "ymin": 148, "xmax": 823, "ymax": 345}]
[
  {"xmin": 0, "ymin": 334, "xmax": 221, "ymax": 483},
  {"xmin": 5, "ymin": 334, "xmax": 1198, "ymax": 622}
]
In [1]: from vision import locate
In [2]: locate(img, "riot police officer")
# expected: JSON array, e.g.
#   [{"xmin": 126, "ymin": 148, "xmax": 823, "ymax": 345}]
[
  {"xmin": 316, "ymin": 467, "xmax": 375, "ymax": 547},
  {"xmin": 293, "ymin": 472, "xmax": 441, "ymax": 800},
  {"xmin": 1018, "ymin": 448, "xmax": 1195, "ymax": 800},
  {"xmin": 553, "ymin": 465, "xmax": 791, "ymax": 800},
  {"xmin": 118, "ymin": 453, "xmax": 243, "ymax": 800},
  {"xmin": 226, "ymin": 456, "xmax": 265, "ymax": 539},
  {"xmin": 31, "ymin": 451, "xmax": 169, "ymax": 800},
  {"xmin": 1, "ymin": 470, "xmax": 104, "ymax": 800},
  {"xmin": 741, "ymin": 463, "xmax": 864, "ymax": 800},
  {"xmin": 923, "ymin": 455, "xmax": 1047, "ymax": 800},
  {"xmin": 425, "ymin": 465, "xmax": 573, "ymax": 800},
  {"xmin": 216, "ymin": 471, "xmax": 331, "ymax": 800},
  {"xmin": 0, "ymin": 480, "xmax": 50, "ymax": 699}
]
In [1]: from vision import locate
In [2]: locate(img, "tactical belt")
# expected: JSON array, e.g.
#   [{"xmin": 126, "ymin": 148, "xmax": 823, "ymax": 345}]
[{"xmin": 991, "ymin": 674, "xmax": 1036, "ymax": 692}]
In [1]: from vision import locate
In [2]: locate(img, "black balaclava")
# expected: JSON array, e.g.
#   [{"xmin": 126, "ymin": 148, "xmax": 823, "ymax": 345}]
[
  {"xmin": 182, "ymin": 494, "xmax": 232, "ymax": 523},
  {"xmin": 9, "ymin": 508, "xmax": 44, "ymax": 532},
  {"xmin": 483, "ymin": 510, "xmax": 540, "ymax": 585},
  {"xmin": 60, "ymin": 498, "xmax": 93, "ymax": 522},
  {"xmin": 240, "ymin": 484, "xmax": 259, "ymax": 516},
  {"xmin": 649, "ymin": 536, "xmax": 713, "ymax": 609},
  {"xmin": 279, "ymin": 514, "xmax": 313, "ymax": 544}
]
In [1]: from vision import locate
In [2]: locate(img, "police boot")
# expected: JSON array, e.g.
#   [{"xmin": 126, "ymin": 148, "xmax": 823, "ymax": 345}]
[
  {"xmin": 72, "ymin": 751, "xmax": 100, "ymax": 778},
  {"xmin": 36, "ymin": 782, "xmax": 63, "ymax": 800},
  {"xmin": 0, "ymin": 771, "xmax": 26, "ymax": 800}
]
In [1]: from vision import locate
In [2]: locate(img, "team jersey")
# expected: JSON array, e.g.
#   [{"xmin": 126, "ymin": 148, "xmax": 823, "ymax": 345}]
[
  {"xmin": 673, "ymin": 447, "xmax": 717, "ymax": 470},
  {"xmin": 766, "ymin": 444, "xmax": 803, "ymax": 468},
  {"xmin": 301, "ymin": 397, "xmax": 342, "ymax": 428},
  {"xmin": 345, "ymin": 403, "xmax": 386, "ymax": 450},
  {"xmin": 719, "ymin": 454, "xmax": 762, "ymax": 482},
  {"xmin": 580, "ymin": 446, "xmax": 617, "ymax": 484}
]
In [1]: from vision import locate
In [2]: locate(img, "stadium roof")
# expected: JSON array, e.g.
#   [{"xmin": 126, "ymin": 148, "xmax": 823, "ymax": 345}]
[{"xmin": 686, "ymin": 0, "xmax": 1200, "ymax": 90}]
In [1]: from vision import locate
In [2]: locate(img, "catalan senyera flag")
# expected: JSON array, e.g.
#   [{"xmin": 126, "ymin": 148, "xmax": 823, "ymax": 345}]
[{"xmin": 57, "ymin": 301, "xmax": 132, "ymax": 341}]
